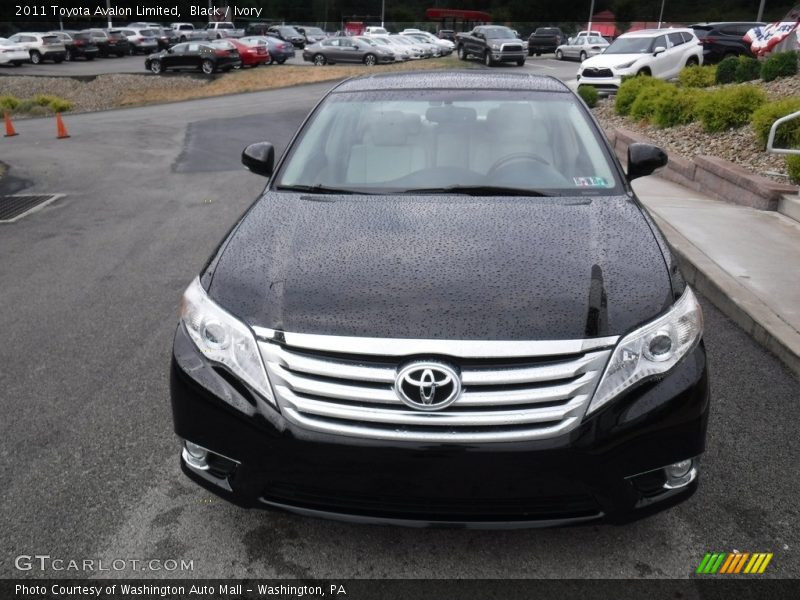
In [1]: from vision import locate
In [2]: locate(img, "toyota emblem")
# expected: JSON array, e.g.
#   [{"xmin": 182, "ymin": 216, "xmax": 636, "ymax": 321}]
[{"xmin": 395, "ymin": 362, "xmax": 461, "ymax": 411}]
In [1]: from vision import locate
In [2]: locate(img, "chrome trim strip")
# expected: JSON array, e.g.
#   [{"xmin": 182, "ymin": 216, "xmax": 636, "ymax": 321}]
[
  {"xmin": 281, "ymin": 406, "xmax": 580, "ymax": 443},
  {"xmin": 253, "ymin": 328, "xmax": 619, "ymax": 358},
  {"xmin": 258, "ymin": 499, "xmax": 604, "ymax": 529},
  {"xmin": 460, "ymin": 350, "xmax": 610, "ymax": 385}
]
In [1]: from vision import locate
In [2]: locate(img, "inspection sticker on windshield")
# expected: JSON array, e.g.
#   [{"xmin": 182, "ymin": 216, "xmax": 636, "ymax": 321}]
[{"xmin": 574, "ymin": 176, "xmax": 609, "ymax": 187}]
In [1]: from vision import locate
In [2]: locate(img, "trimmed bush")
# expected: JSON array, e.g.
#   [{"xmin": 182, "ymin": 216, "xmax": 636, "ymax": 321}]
[
  {"xmin": 787, "ymin": 155, "xmax": 800, "ymax": 184},
  {"xmin": 761, "ymin": 50, "xmax": 798, "ymax": 82},
  {"xmin": 0, "ymin": 95, "xmax": 20, "ymax": 111},
  {"xmin": 751, "ymin": 98, "xmax": 800, "ymax": 147},
  {"xmin": 715, "ymin": 55, "xmax": 738, "ymax": 84},
  {"xmin": 679, "ymin": 65, "xmax": 716, "ymax": 88},
  {"xmin": 615, "ymin": 75, "xmax": 665, "ymax": 116},
  {"xmin": 695, "ymin": 85, "xmax": 767, "ymax": 132},
  {"xmin": 32, "ymin": 94, "xmax": 59, "ymax": 107},
  {"xmin": 653, "ymin": 88, "xmax": 705, "ymax": 128},
  {"xmin": 48, "ymin": 98, "xmax": 74, "ymax": 113},
  {"xmin": 15, "ymin": 99, "xmax": 35, "ymax": 113},
  {"xmin": 735, "ymin": 56, "xmax": 761, "ymax": 82},
  {"xmin": 629, "ymin": 80, "xmax": 671, "ymax": 122},
  {"xmin": 577, "ymin": 85, "xmax": 598, "ymax": 108}
]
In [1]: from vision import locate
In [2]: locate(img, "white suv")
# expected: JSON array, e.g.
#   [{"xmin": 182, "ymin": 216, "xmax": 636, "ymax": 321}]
[
  {"xmin": 577, "ymin": 28, "xmax": 703, "ymax": 91},
  {"xmin": 7, "ymin": 32, "xmax": 67, "ymax": 64}
]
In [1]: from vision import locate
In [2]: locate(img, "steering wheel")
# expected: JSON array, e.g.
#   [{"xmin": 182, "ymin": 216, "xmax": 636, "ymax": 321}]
[{"xmin": 487, "ymin": 152, "xmax": 549, "ymax": 177}]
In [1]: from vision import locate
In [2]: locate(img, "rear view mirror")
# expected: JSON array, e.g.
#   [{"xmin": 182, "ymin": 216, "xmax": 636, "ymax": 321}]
[
  {"xmin": 627, "ymin": 143, "xmax": 668, "ymax": 180},
  {"xmin": 242, "ymin": 142, "xmax": 275, "ymax": 177}
]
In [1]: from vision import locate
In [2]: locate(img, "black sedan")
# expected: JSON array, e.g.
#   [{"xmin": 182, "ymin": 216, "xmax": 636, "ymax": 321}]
[
  {"xmin": 145, "ymin": 41, "xmax": 241, "ymax": 75},
  {"xmin": 302, "ymin": 37, "xmax": 395, "ymax": 66},
  {"xmin": 47, "ymin": 30, "xmax": 99, "ymax": 61}
]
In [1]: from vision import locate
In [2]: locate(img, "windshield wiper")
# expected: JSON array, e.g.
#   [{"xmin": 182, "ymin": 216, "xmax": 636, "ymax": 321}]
[
  {"xmin": 275, "ymin": 184, "xmax": 366, "ymax": 195},
  {"xmin": 397, "ymin": 185, "xmax": 552, "ymax": 197}
]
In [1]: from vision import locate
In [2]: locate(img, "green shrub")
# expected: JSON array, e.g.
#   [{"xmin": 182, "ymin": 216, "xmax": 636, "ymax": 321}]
[
  {"xmin": 761, "ymin": 50, "xmax": 798, "ymax": 82},
  {"xmin": 735, "ymin": 56, "xmax": 761, "ymax": 82},
  {"xmin": 27, "ymin": 106, "xmax": 50, "ymax": 117},
  {"xmin": 715, "ymin": 55, "xmax": 739, "ymax": 84},
  {"xmin": 629, "ymin": 80, "xmax": 672, "ymax": 122},
  {"xmin": 14, "ymin": 99, "xmax": 35, "ymax": 113},
  {"xmin": 32, "ymin": 94, "xmax": 59, "ymax": 107},
  {"xmin": 695, "ymin": 85, "xmax": 767, "ymax": 132},
  {"xmin": 0, "ymin": 95, "xmax": 20, "ymax": 111},
  {"xmin": 787, "ymin": 155, "xmax": 800, "ymax": 184},
  {"xmin": 48, "ymin": 98, "xmax": 74, "ymax": 113},
  {"xmin": 577, "ymin": 85, "xmax": 598, "ymax": 108},
  {"xmin": 653, "ymin": 88, "xmax": 706, "ymax": 128},
  {"xmin": 751, "ymin": 98, "xmax": 800, "ymax": 147},
  {"xmin": 615, "ymin": 75, "xmax": 665, "ymax": 116},
  {"xmin": 679, "ymin": 65, "xmax": 716, "ymax": 88}
]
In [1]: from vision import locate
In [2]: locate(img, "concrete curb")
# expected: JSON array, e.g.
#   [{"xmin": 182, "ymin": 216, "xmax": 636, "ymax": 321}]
[
  {"xmin": 649, "ymin": 211, "xmax": 800, "ymax": 379},
  {"xmin": 608, "ymin": 127, "xmax": 798, "ymax": 210}
]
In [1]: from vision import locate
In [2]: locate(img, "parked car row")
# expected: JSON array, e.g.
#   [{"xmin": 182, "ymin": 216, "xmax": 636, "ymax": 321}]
[{"xmin": 301, "ymin": 33, "xmax": 452, "ymax": 66}]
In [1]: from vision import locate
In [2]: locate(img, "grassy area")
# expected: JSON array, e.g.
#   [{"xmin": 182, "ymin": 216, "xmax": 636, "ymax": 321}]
[{"xmin": 118, "ymin": 55, "xmax": 475, "ymax": 107}]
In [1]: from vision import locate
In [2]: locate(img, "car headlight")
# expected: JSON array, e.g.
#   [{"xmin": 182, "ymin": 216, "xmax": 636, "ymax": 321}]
[
  {"xmin": 615, "ymin": 60, "xmax": 636, "ymax": 69},
  {"xmin": 180, "ymin": 277, "xmax": 275, "ymax": 406},
  {"xmin": 587, "ymin": 286, "xmax": 703, "ymax": 415},
  {"xmin": 491, "ymin": 43, "xmax": 501, "ymax": 50}
]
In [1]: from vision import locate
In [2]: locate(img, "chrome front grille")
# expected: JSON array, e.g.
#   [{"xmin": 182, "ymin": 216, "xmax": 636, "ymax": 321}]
[
  {"xmin": 501, "ymin": 43, "xmax": 523, "ymax": 52},
  {"xmin": 255, "ymin": 329, "xmax": 616, "ymax": 443}
]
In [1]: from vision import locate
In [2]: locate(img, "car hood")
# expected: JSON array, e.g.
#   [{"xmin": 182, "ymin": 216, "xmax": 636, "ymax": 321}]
[
  {"xmin": 208, "ymin": 193, "xmax": 673, "ymax": 340},
  {"xmin": 583, "ymin": 52, "xmax": 642, "ymax": 67}
]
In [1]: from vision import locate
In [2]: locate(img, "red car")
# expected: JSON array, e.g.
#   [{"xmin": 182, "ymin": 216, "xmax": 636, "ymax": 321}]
[{"xmin": 225, "ymin": 38, "xmax": 270, "ymax": 67}]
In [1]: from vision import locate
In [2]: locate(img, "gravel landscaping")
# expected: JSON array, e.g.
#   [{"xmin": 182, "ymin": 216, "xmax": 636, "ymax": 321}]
[{"xmin": 592, "ymin": 74, "xmax": 800, "ymax": 183}]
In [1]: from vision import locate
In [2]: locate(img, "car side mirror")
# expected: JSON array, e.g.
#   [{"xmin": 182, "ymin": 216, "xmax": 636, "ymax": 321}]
[
  {"xmin": 628, "ymin": 143, "xmax": 667, "ymax": 180},
  {"xmin": 653, "ymin": 46, "xmax": 666, "ymax": 55},
  {"xmin": 242, "ymin": 142, "xmax": 275, "ymax": 177}
]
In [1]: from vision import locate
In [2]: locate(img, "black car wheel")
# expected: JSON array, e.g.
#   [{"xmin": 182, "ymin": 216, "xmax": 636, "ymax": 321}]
[
  {"xmin": 150, "ymin": 59, "xmax": 163, "ymax": 74},
  {"xmin": 364, "ymin": 53, "xmax": 377, "ymax": 66},
  {"xmin": 685, "ymin": 56, "xmax": 699, "ymax": 67},
  {"xmin": 201, "ymin": 59, "xmax": 215, "ymax": 74},
  {"xmin": 484, "ymin": 51, "xmax": 493, "ymax": 67},
  {"xmin": 128, "ymin": 45, "xmax": 136, "ymax": 56},
  {"xmin": 517, "ymin": 58, "xmax": 525, "ymax": 67},
  {"xmin": 65, "ymin": 49, "xmax": 73, "ymax": 61},
  {"xmin": 555, "ymin": 49, "xmax": 563, "ymax": 60},
  {"xmin": 29, "ymin": 50, "xmax": 42, "ymax": 64},
  {"xmin": 579, "ymin": 51, "xmax": 587, "ymax": 62},
  {"xmin": 276, "ymin": 58, "xmax": 286, "ymax": 65},
  {"xmin": 313, "ymin": 53, "xmax": 326, "ymax": 66},
  {"xmin": 457, "ymin": 45, "xmax": 466, "ymax": 60}
]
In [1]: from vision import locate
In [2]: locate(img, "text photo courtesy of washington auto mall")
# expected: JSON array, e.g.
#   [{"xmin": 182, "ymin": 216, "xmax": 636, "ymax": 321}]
[{"xmin": 1, "ymin": 0, "xmax": 800, "ymax": 598}]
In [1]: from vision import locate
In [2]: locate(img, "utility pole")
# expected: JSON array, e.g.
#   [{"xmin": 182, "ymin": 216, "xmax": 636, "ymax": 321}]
[
  {"xmin": 587, "ymin": 0, "xmax": 595, "ymax": 32},
  {"xmin": 106, "ymin": 0, "xmax": 111, "ymax": 28},
  {"xmin": 757, "ymin": 0, "xmax": 767, "ymax": 22},
  {"xmin": 381, "ymin": 0, "xmax": 385, "ymax": 27},
  {"xmin": 658, "ymin": 0, "xmax": 666, "ymax": 28}
]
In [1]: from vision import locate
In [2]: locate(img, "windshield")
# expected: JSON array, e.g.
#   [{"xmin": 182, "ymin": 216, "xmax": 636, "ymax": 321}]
[
  {"xmin": 483, "ymin": 27, "xmax": 516, "ymax": 39},
  {"xmin": 605, "ymin": 37, "xmax": 655, "ymax": 54},
  {"xmin": 278, "ymin": 27, "xmax": 300, "ymax": 36},
  {"xmin": 305, "ymin": 27, "xmax": 325, "ymax": 35},
  {"xmin": 276, "ymin": 90, "xmax": 619, "ymax": 195}
]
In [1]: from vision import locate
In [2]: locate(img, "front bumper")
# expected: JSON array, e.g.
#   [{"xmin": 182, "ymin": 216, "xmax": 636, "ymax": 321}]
[
  {"xmin": 490, "ymin": 51, "xmax": 527, "ymax": 63},
  {"xmin": 170, "ymin": 324, "xmax": 709, "ymax": 527}
]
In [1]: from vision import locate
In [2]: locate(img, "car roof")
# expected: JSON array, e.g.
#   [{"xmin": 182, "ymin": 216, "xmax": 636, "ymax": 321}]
[
  {"xmin": 333, "ymin": 71, "xmax": 570, "ymax": 93},
  {"xmin": 619, "ymin": 28, "xmax": 694, "ymax": 38}
]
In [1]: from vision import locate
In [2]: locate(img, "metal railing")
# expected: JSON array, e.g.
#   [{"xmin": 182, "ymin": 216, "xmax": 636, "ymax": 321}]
[{"xmin": 767, "ymin": 110, "xmax": 800, "ymax": 156}]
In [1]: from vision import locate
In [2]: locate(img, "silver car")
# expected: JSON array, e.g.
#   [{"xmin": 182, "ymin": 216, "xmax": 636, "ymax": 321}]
[
  {"xmin": 555, "ymin": 32, "xmax": 609, "ymax": 62},
  {"xmin": 118, "ymin": 27, "xmax": 159, "ymax": 55},
  {"xmin": 302, "ymin": 37, "xmax": 395, "ymax": 66}
]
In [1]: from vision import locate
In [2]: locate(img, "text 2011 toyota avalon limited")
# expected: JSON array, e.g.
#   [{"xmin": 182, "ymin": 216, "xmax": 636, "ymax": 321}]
[{"xmin": 170, "ymin": 72, "xmax": 709, "ymax": 527}]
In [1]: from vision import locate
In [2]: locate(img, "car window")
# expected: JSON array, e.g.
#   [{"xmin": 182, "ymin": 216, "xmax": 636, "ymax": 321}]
[
  {"xmin": 668, "ymin": 32, "xmax": 685, "ymax": 47},
  {"xmin": 653, "ymin": 35, "xmax": 668, "ymax": 50},
  {"xmin": 277, "ymin": 90, "xmax": 619, "ymax": 194},
  {"xmin": 605, "ymin": 36, "xmax": 654, "ymax": 54},
  {"xmin": 172, "ymin": 44, "xmax": 188, "ymax": 53},
  {"xmin": 187, "ymin": 44, "xmax": 201, "ymax": 52}
]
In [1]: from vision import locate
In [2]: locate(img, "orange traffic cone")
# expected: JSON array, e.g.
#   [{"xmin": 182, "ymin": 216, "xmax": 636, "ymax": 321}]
[
  {"xmin": 4, "ymin": 112, "xmax": 18, "ymax": 137},
  {"xmin": 55, "ymin": 112, "xmax": 70, "ymax": 139}
]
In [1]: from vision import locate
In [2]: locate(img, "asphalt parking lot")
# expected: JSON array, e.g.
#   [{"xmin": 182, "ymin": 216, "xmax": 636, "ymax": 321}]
[{"xmin": 1, "ymin": 84, "xmax": 798, "ymax": 579}]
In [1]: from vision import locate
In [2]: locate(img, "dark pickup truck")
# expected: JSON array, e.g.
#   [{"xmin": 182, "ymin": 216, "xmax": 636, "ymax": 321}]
[
  {"xmin": 528, "ymin": 27, "xmax": 566, "ymax": 56},
  {"xmin": 456, "ymin": 25, "xmax": 526, "ymax": 66}
]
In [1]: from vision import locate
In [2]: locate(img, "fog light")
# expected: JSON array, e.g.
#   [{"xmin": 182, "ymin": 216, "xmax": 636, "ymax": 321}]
[
  {"xmin": 664, "ymin": 459, "xmax": 696, "ymax": 489},
  {"xmin": 183, "ymin": 441, "xmax": 209, "ymax": 470}
]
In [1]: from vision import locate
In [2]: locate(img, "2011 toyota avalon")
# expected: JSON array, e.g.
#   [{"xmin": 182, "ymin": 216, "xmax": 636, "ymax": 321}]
[{"xmin": 170, "ymin": 72, "xmax": 709, "ymax": 527}]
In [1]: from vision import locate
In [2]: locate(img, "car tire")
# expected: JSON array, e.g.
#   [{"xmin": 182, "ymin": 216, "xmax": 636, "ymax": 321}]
[
  {"xmin": 277, "ymin": 58, "xmax": 286, "ymax": 65},
  {"xmin": 685, "ymin": 56, "xmax": 699, "ymax": 67},
  {"xmin": 201, "ymin": 59, "xmax": 214, "ymax": 74},
  {"xmin": 484, "ymin": 51, "xmax": 493, "ymax": 67},
  {"xmin": 180, "ymin": 36, "xmax": 186, "ymax": 43},
  {"xmin": 637, "ymin": 68, "xmax": 651, "ymax": 76},
  {"xmin": 457, "ymin": 46, "xmax": 466, "ymax": 60},
  {"xmin": 555, "ymin": 49, "xmax": 563, "ymax": 60},
  {"xmin": 150, "ymin": 59, "xmax": 163, "ymax": 74},
  {"xmin": 517, "ymin": 58, "xmax": 525, "ymax": 66},
  {"xmin": 313, "ymin": 53, "xmax": 326, "ymax": 66},
  {"xmin": 579, "ymin": 51, "xmax": 587, "ymax": 62},
  {"xmin": 65, "ymin": 49, "xmax": 73, "ymax": 61},
  {"xmin": 364, "ymin": 53, "xmax": 377, "ymax": 66},
  {"xmin": 86, "ymin": 55, "xmax": 94, "ymax": 61},
  {"xmin": 30, "ymin": 50, "xmax": 42, "ymax": 65}
]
